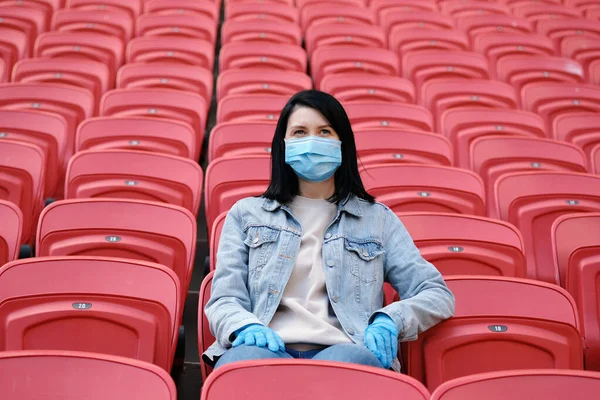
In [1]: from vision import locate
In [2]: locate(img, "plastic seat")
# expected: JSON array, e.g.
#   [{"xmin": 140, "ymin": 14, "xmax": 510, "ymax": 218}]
[
  {"xmin": 0, "ymin": 140, "xmax": 45, "ymax": 245},
  {"xmin": 208, "ymin": 121, "xmax": 276, "ymax": 162},
  {"xmin": 456, "ymin": 15, "xmax": 533, "ymax": 39},
  {"xmin": 380, "ymin": 11, "xmax": 454, "ymax": 37},
  {"xmin": 537, "ymin": 19, "xmax": 600, "ymax": 49},
  {"xmin": 144, "ymin": 0, "xmax": 219, "ymax": 21},
  {"xmin": 0, "ymin": 109, "xmax": 68, "ymax": 198},
  {"xmin": 441, "ymin": 108, "xmax": 546, "ymax": 169},
  {"xmin": 51, "ymin": 9, "xmax": 134, "ymax": 43},
  {"xmin": 560, "ymin": 37, "xmax": 600, "ymax": 69},
  {"xmin": 300, "ymin": 4, "xmax": 376, "ymax": 33},
  {"xmin": 116, "ymin": 63, "xmax": 213, "ymax": 106},
  {"xmin": 0, "ymin": 6, "xmax": 46, "ymax": 54},
  {"xmin": 355, "ymin": 129, "xmax": 453, "ymax": 167},
  {"xmin": 127, "ymin": 37, "xmax": 214, "ymax": 69},
  {"xmin": 320, "ymin": 73, "xmax": 415, "ymax": 103},
  {"xmin": 511, "ymin": 4, "xmax": 582, "ymax": 29},
  {"xmin": 431, "ymin": 370, "xmax": 600, "ymax": 400},
  {"xmin": 36, "ymin": 199, "xmax": 196, "ymax": 299},
  {"xmin": 440, "ymin": 1, "xmax": 510, "ymax": 18},
  {"xmin": 402, "ymin": 51, "xmax": 489, "ymax": 99},
  {"xmin": 589, "ymin": 58, "xmax": 600, "ymax": 85},
  {"xmin": 221, "ymin": 20, "xmax": 301, "ymax": 46},
  {"xmin": 34, "ymin": 32, "xmax": 124, "ymax": 84},
  {"xmin": 216, "ymin": 94, "xmax": 288, "ymax": 124},
  {"xmin": 100, "ymin": 88, "xmax": 207, "ymax": 143},
  {"xmin": 226, "ymin": 0, "xmax": 294, "ymax": 4},
  {"xmin": 553, "ymin": 213, "xmax": 600, "ymax": 370},
  {"xmin": 0, "ymin": 257, "xmax": 181, "ymax": 371},
  {"xmin": 305, "ymin": 24, "xmax": 386, "ymax": 57},
  {"xmin": 360, "ymin": 164, "xmax": 486, "ymax": 215},
  {"xmin": 0, "ymin": 0, "xmax": 59, "ymax": 25},
  {"xmin": 492, "ymin": 171, "xmax": 600, "ymax": 283},
  {"xmin": 565, "ymin": 0, "xmax": 600, "ymax": 14},
  {"xmin": 0, "ymin": 200, "xmax": 22, "ymax": 265},
  {"xmin": 311, "ymin": 46, "xmax": 399, "ymax": 89},
  {"xmin": 202, "ymin": 359, "xmax": 431, "ymax": 400},
  {"xmin": 225, "ymin": 3, "xmax": 299, "ymax": 24},
  {"xmin": 0, "ymin": 27, "xmax": 28, "ymax": 73},
  {"xmin": 496, "ymin": 56, "xmax": 584, "ymax": 93},
  {"xmin": 407, "ymin": 276, "xmax": 583, "ymax": 390},
  {"xmin": 65, "ymin": 150, "xmax": 203, "ymax": 216},
  {"xmin": 66, "ymin": 0, "xmax": 142, "ymax": 20},
  {"xmin": 521, "ymin": 82, "xmax": 600, "ymax": 132},
  {"xmin": 592, "ymin": 144, "xmax": 600, "ymax": 175},
  {"xmin": 76, "ymin": 116, "xmax": 199, "ymax": 161},
  {"xmin": 199, "ymin": 271, "xmax": 215, "ymax": 380},
  {"xmin": 219, "ymin": 42, "xmax": 307, "ymax": 73},
  {"xmin": 421, "ymin": 80, "xmax": 518, "ymax": 130},
  {"xmin": 370, "ymin": 0, "xmax": 438, "ymax": 19},
  {"xmin": 135, "ymin": 14, "xmax": 217, "ymax": 44},
  {"xmin": 216, "ymin": 70, "xmax": 312, "ymax": 102},
  {"xmin": 397, "ymin": 212, "xmax": 526, "ymax": 277},
  {"xmin": 208, "ymin": 213, "xmax": 226, "ymax": 273},
  {"xmin": 552, "ymin": 112, "xmax": 600, "ymax": 169},
  {"xmin": 471, "ymin": 136, "xmax": 588, "ymax": 215},
  {"xmin": 204, "ymin": 155, "xmax": 271, "ymax": 238},
  {"xmin": 389, "ymin": 29, "xmax": 470, "ymax": 60},
  {"xmin": 12, "ymin": 58, "xmax": 111, "ymax": 112},
  {"xmin": 344, "ymin": 102, "xmax": 433, "ymax": 131}
]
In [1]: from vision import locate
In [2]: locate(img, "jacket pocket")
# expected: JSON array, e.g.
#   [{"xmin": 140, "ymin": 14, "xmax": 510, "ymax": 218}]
[
  {"xmin": 345, "ymin": 238, "xmax": 385, "ymax": 284},
  {"xmin": 244, "ymin": 225, "xmax": 280, "ymax": 269}
]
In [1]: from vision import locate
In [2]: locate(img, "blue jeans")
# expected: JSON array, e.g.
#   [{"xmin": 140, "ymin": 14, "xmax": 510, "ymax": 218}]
[{"xmin": 214, "ymin": 343, "xmax": 384, "ymax": 369}]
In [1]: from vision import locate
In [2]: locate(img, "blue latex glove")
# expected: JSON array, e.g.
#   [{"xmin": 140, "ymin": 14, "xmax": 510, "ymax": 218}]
[
  {"xmin": 364, "ymin": 314, "xmax": 399, "ymax": 369},
  {"xmin": 231, "ymin": 324, "xmax": 285, "ymax": 353}
]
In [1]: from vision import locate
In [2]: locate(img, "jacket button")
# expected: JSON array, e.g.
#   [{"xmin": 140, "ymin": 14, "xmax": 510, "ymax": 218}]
[
  {"xmin": 332, "ymin": 295, "xmax": 339, "ymax": 303},
  {"xmin": 327, "ymin": 260, "xmax": 335, "ymax": 267},
  {"xmin": 347, "ymin": 328, "xmax": 355, "ymax": 335},
  {"xmin": 325, "ymin": 233, "xmax": 332, "ymax": 239},
  {"xmin": 253, "ymin": 236, "xmax": 259, "ymax": 244}
]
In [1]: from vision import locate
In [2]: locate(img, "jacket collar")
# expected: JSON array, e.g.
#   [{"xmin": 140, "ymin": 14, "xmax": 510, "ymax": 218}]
[{"xmin": 261, "ymin": 195, "xmax": 364, "ymax": 217}]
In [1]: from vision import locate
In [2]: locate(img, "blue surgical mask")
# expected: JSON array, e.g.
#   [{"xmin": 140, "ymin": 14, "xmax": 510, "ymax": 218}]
[{"xmin": 285, "ymin": 136, "xmax": 342, "ymax": 182}]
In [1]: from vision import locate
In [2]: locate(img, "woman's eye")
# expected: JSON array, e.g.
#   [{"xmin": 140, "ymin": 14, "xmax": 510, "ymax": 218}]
[
  {"xmin": 320, "ymin": 129, "xmax": 331, "ymax": 135},
  {"xmin": 294, "ymin": 130, "xmax": 306, "ymax": 135}
]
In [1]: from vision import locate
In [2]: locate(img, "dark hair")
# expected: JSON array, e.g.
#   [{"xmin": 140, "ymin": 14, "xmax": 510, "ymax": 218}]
[{"xmin": 262, "ymin": 90, "xmax": 375, "ymax": 204}]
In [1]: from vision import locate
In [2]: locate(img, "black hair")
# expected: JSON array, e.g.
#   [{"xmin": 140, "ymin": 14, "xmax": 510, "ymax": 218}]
[{"xmin": 262, "ymin": 90, "xmax": 375, "ymax": 205}]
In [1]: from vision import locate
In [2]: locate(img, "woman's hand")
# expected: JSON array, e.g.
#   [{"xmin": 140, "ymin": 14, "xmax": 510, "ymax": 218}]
[
  {"xmin": 364, "ymin": 314, "xmax": 399, "ymax": 369},
  {"xmin": 232, "ymin": 324, "xmax": 286, "ymax": 353}
]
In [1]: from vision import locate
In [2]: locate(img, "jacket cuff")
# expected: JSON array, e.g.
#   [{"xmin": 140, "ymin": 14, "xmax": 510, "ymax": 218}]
[{"xmin": 369, "ymin": 305, "xmax": 406, "ymax": 339}]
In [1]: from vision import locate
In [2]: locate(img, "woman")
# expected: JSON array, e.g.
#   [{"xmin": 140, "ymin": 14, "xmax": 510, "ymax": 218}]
[{"xmin": 203, "ymin": 90, "xmax": 455, "ymax": 371}]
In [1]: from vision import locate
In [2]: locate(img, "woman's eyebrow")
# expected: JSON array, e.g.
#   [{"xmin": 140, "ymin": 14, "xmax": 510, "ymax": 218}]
[
  {"xmin": 288, "ymin": 124, "xmax": 306, "ymax": 130},
  {"xmin": 318, "ymin": 124, "xmax": 333, "ymax": 129}
]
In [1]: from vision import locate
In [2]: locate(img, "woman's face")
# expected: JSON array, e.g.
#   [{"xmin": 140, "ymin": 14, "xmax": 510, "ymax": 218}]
[{"xmin": 285, "ymin": 106, "xmax": 340, "ymax": 141}]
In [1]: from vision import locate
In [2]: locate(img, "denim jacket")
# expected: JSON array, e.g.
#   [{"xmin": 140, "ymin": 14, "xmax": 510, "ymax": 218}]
[{"xmin": 203, "ymin": 195, "xmax": 455, "ymax": 370}]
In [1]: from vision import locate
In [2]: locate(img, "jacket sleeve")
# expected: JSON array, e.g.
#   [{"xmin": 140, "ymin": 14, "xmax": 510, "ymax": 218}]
[
  {"xmin": 371, "ymin": 207, "xmax": 456, "ymax": 341},
  {"xmin": 204, "ymin": 202, "xmax": 263, "ymax": 348}
]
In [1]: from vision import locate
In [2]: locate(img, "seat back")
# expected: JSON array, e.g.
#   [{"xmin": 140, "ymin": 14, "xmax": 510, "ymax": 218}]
[
  {"xmin": 496, "ymin": 56, "xmax": 585, "ymax": 93},
  {"xmin": 552, "ymin": 112, "xmax": 600, "ymax": 170},
  {"xmin": 127, "ymin": 37, "xmax": 214, "ymax": 69},
  {"xmin": 145, "ymin": 0, "xmax": 219, "ymax": 21},
  {"xmin": 456, "ymin": 15, "xmax": 533, "ymax": 39},
  {"xmin": 199, "ymin": 270, "xmax": 214, "ymax": 381},
  {"xmin": 441, "ymin": 1, "xmax": 509, "ymax": 18},
  {"xmin": 51, "ymin": 9, "xmax": 134, "ymax": 43},
  {"xmin": 67, "ymin": 0, "xmax": 142, "ymax": 20},
  {"xmin": 0, "ymin": 257, "xmax": 180, "ymax": 371},
  {"xmin": 221, "ymin": 20, "xmax": 302, "ymax": 46},
  {"xmin": 320, "ymin": 73, "xmax": 414, "ymax": 104},
  {"xmin": 208, "ymin": 121, "xmax": 276, "ymax": 162},
  {"xmin": 219, "ymin": 42, "xmax": 307, "ymax": 73},
  {"xmin": 381, "ymin": 11, "xmax": 454, "ymax": 37},
  {"xmin": 512, "ymin": 3, "xmax": 583, "ymax": 28},
  {"xmin": 592, "ymin": 143, "xmax": 600, "ymax": 175},
  {"xmin": 225, "ymin": 3, "xmax": 299, "ymax": 24},
  {"xmin": 300, "ymin": 4, "xmax": 375, "ymax": 32},
  {"xmin": 537, "ymin": 18, "xmax": 600, "ymax": 48},
  {"xmin": 135, "ymin": 13, "xmax": 216, "ymax": 43},
  {"xmin": 216, "ymin": 70, "xmax": 312, "ymax": 102},
  {"xmin": 344, "ymin": 102, "xmax": 433, "ymax": 132},
  {"xmin": 216, "ymin": 94, "xmax": 288, "ymax": 124},
  {"xmin": 305, "ymin": 24, "xmax": 386, "ymax": 56},
  {"xmin": 0, "ymin": 7, "xmax": 46, "ymax": 47},
  {"xmin": 0, "ymin": 200, "xmax": 22, "ymax": 265},
  {"xmin": 389, "ymin": 29, "xmax": 470, "ymax": 59},
  {"xmin": 560, "ymin": 37, "xmax": 600, "ymax": 69},
  {"xmin": 0, "ymin": 350, "xmax": 177, "ymax": 400},
  {"xmin": 408, "ymin": 276, "xmax": 583, "ymax": 390}
]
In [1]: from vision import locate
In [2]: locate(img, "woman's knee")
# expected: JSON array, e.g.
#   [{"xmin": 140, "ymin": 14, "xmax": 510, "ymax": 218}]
[
  {"xmin": 313, "ymin": 343, "xmax": 384, "ymax": 368},
  {"xmin": 214, "ymin": 345, "xmax": 290, "ymax": 369}
]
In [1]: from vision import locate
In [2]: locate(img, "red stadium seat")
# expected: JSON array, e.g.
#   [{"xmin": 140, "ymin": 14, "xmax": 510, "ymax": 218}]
[
  {"xmin": 300, "ymin": 4, "xmax": 376, "ymax": 33},
  {"xmin": 398, "ymin": 212, "xmax": 526, "ymax": 277},
  {"xmin": 208, "ymin": 121, "xmax": 276, "ymax": 162},
  {"xmin": 371, "ymin": 0, "xmax": 438, "ymax": 19},
  {"xmin": 470, "ymin": 136, "xmax": 588, "ymax": 214},
  {"xmin": 0, "ymin": 140, "xmax": 45, "ymax": 245},
  {"xmin": 116, "ymin": 63, "xmax": 213, "ymax": 106},
  {"xmin": 204, "ymin": 155, "xmax": 271, "ymax": 238},
  {"xmin": 380, "ymin": 11, "xmax": 454, "ymax": 37},
  {"xmin": 560, "ymin": 37, "xmax": 600, "ymax": 69},
  {"xmin": 354, "ymin": 129, "xmax": 453, "ymax": 167},
  {"xmin": 440, "ymin": 108, "xmax": 547, "ymax": 169},
  {"xmin": 225, "ymin": 3, "xmax": 299, "ymax": 24},
  {"xmin": 199, "ymin": 271, "xmax": 215, "ymax": 380},
  {"xmin": 521, "ymin": 82, "xmax": 600, "ymax": 132},
  {"xmin": 0, "ymin": 0, "xmax": 59, "ymax": 24},
  {"xmin": 305, "ymin": 24, "xmax": 386, "ymax": 56},
  {"xmin": 421, "ymin": 79, "xmax": 518, "ymax": 130},
  {"xmin": 320, "ymin": 73, "xmax": 414, "ymax": 103},
  {"xmin": 144, "ymin": 0, "xmax": 219, "ymax": 21},
  {"xmin": 0, "ymin": 109, "xmax": 68, "ymax": 198},
  {"xmin": 65, "ymin": 150, "xmax": 203, "ymax": 216},
  {"xmin": 51, "ymin": 9, "xmax": 134, "ymax": 43},
  {"xmin": 504, "ymin": 0, "xmax": 562, "ymax": 6},
  {"xmin": 219, "ymin": 42, "xmax": 307, "ymax": 73},
  {"xmin": 66, "ymin": 0, "xmax": 142, "ymax": 20},
  {"xmin": 456, "ymin": 15, "xmax": 533, "ymax": 39},
  {"xmin": 552, "ymin": 113, "xmax": 600, "ymax": 169},
  {"xmin": 135, "ymin": 13, "xmax": 217, "ymax": 43},
  {"xmin": 226, "ymin": 0, "xmax": 294, "ymax": 5},
  {"xmin": 127, "ymin": 37, "xmax": 214, "ymax": 69},
  {"xmin": 298, "ymin": 0, "xmax": 366, "ymax": 12},
  {"xmin": 0, "ymin": 257, "xmax": 181, "ymax": 371},
  {"xmin": 589, "ymin": 58, "xmax": 600, "ymax": 85},
  {"xmin": 0, "ymin": 27, "xmax": 28, "ymax": 73},
  {"xmin": 202, "ymin": 359, "xmax": 431, "ymax": 400},
  {"xmin": 311, "ymin": 46, "xmax": 400, "ymax": 89},
  {"xmin": 0, "ymin": 6, "xmax": 46, "ymax": 54},
  {"xmin": 537, "ymin": 19, "xmax": 600, "ymax": 49},
  {"xmin": 360, "ymin": 164, "xmax": 486, "ymax": 215},
  {"xmin": 496, "ymin": 56, "xmax": 585, "ymax": 93},
  {"xmin": 344, "ymin": 102, "xmax": 433, "ymax": 131},
  {"xmin": 431, "ymin": 370, "xmax": 600, "ymax": 400},
  {"xmin": 565, "ymin": 0, "xmax": 600, "ymax": 14},
  {"xmin": 216, "ymin": 94, "xmax": 288, "ymax": 124},
  {"xmin": 492, "ymin": 171, "xmax": 600, "ymax": 283},
  {"xmin": 208, "ymin": 212, "xmax": 226, "ymax": 273},
  {"xmin": 440, "ymin": 1, "xmax": 509, "ymax": 18},
  {"xmin": 36, "ymin": 199, "xmax": 196, "ymax": 299},
  {"xmin": 221, "ymin": 20, "xmax": 302, "ymax": 46},
  {"xmin": 0, "ymin": 350, "xmax": 177, "ymax": 400},
  {"xmin": 0, "ymin": 59, "xmax": 5, "ymax": 83},
  {"xmin": 592, "ymin": 144, "xmax": 600, "ymax": 175},
  {"xmin": 0, "ymin": 200, "xmax": 22, "ymax": 265},
  {"xmin": 511, "ymin": 4, "xmax": 582, "ymax": 29},
  {"xmin": 76, "ymin": 116, "xmax": 199, "ymax": 160},
  {"xmin": 216, "ymin": 69, "xmax": 311, "ymax": 102},
  {"xmin": 389, "ymin": 29, "xmax": 470, "ymax": 60},
  {"xmin": 553, "ymin": 213, "xmax": 600, "ymax": 370},
  {"xmin": 408, "ymin": 276, "xmax": 583, "ymax": 390},
  {"xmin": 100, "ymin": 88, "xmax": 207, "ymax": 143}
]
